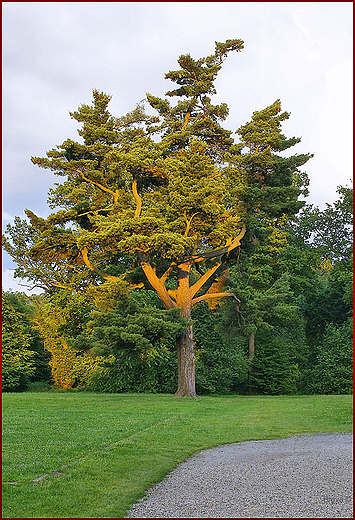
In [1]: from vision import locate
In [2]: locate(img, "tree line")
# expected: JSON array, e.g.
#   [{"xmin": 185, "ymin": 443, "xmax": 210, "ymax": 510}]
[{"xmin": 2, "ymin": 40, "xmax": 353, "ymax": 396}]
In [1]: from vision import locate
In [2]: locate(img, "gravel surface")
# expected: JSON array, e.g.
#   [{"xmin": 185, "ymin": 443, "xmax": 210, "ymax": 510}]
[{"xmin": 126, "ymin": 433, "xmax": 353, "ymax": 518}]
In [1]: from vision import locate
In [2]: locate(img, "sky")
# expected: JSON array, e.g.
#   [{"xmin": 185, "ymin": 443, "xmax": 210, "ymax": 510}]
[{"xmin": 2, "ymin": 1, "xmax": 353, "ymax": 293}]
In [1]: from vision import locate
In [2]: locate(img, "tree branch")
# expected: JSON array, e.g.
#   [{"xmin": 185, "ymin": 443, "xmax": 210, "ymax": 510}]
[
  {"xmin": 189, "ymin": 261, "xmax": 221, "ymax": 298},
  {"xmin": 75, "ymin": 170, "xmax": 118, "ymax": 203},
  {"xmin": 181, "ymin": 112, "xmax": 191, "ymax": 131},
  {"xmin": 191, "ymin": 225, "xmax": 246, "ymax": 263},
  {"xmin": 132, "ymin": 179, "xmax": 142, "ymax": 218},
  {"xmin": 81, "ymin": 247, "xmax": 120, "ymax": 282},
  {"xmin": 167, "ymin": 289, "xmax": 177, "ymax": 303},
  {"xmin": 48, "ymin": 281, "xmax": 84, "ymax": 293},
  {"xmin": 77, "ymin": 204, "xmax": 114, "ymax": 217},
  {"xmin": 137, "ymin": 251, "xmax": 176, "ymax": 309},
  {"xmin": 127, "ymin": 281, "xmax": 146, "ymax": 290},
  {"xmin": 191, "ymin": 292, "xmax": 240, "ymax": 306},
  {"xmin": 184, "ymin": 212, "xmax": 198, "ymax": 237}
]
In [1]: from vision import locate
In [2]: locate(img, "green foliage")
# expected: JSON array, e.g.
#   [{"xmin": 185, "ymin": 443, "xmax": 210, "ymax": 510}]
[
  {"xmin": 250, "ymin": 329, "xmax": 301, "ymax": 395},
  {"xmin": 2, "ymin": 291, "xmax": 36, "ymax": 391},
  {"xmin": 299, "ymin": 252, "xmax": 353, "ymax": 394},
  {"xmin": 148, "ymin": 39, "xmax": 244, "ymax": 160},
  {"xmin": 73, "ymin": 293, "xmax": 186, "ymax": 393},
  {"xmin": 233, "ymin": 99, "xmax": 312, "ymax": 220},
  {"xmin": 305, "ymin": 255, "xmax": 353, "ymax": 344},
  {"xmin": 307, "ymin": 321, "xmax": 353, "ymax": 395},
  {"xmin": 294, "ymin": 184, "xmax": 353, "ymax": 264},
  {"xmin": 5, "ymin": 291, "xmax": 52, "ymax": 383},
  {"xmin": 84, "ymin": 352, "xmax": 178, "ymax": 394},
  {"xmin": 75, "ymin": 294, "xmax": 186, "ymax": 359},
  {"xmin": 192, "ymin": 302, "xmax": 249, "ymax": 394},
  {"xmin": 218, "ymin": 219, "xmax": 310, "ymax": 395}
]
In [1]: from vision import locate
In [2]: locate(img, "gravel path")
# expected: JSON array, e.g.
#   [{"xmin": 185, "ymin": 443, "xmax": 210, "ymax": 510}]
[{"xmin": 126, "ymin": 433, "xmax": 353, "ymax": 518}]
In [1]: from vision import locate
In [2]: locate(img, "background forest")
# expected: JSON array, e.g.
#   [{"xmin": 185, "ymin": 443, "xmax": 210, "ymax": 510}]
[{"xmin": 2, "ymin": 41, "xmax": 353, "ymax": 397}]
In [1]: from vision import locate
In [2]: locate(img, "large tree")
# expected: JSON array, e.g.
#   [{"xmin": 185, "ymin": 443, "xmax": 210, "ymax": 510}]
[
  {"xmin": 215, "ymin": 100, "xmax": 312, "ymax": 391},
  {"xmin": 3, "ymin": 40, "xmax": 311, "ymax": 397}
]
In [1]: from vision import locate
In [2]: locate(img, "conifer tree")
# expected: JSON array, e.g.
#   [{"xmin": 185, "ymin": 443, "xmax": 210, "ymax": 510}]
[
  {"xmin": 216, "ymin": 101, "xmax": 312, "ymax": 393},
  {"xmin": 3, "ymin": 40, "xmax": 311, "ymax": 397}
]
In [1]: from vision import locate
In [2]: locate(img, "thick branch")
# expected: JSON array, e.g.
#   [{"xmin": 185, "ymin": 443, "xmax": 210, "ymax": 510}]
[
  {"xmin": 137, "ymin": 252, "xmax": 176, "ymax": 310},
  {"xmin": 191, "ymin": 292, "xmax": 240, "ymax": 306},
  {"xmin": 81, "ymin": 247, "xmax": 120, "ymax": 282},
  {"xmin": 159, "ymin": 262, "xmax": 176, "ymax": 285},
  {"xmin": 191, "ymin": 225, "xmax": 246, "ymax": 263},
  {"xmin": 127, "ymin": 281, "xmax": 145, "ymax": 290},
  {"xmin": 48, "ymin": 281, "xmax": 84, "ymax": 293},
  {"xmin": 77, "ymin": 204, "xmax": 114, "ymax": 217},
  {"xmin": 167, "ymin": 289, "xmax": 177, "ymax": 303},
  {"xmin": 132, "ymin": 179, "xmax": 142, "ymax": 218},
  {"xmin": 190, "ymin": 262, "xmax": 221, "ymax": 298},
  {"xmin": 181, "ymin": 112, "xmax": 191, "ymax": 131}
]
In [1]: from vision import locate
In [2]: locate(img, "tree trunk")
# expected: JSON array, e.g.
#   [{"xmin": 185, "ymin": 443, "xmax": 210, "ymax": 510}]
[
  {"xmin": 248, "ymin": 331, "xmax": 256, "ymax": 395},
  {"xmin": 174, "ymin": 262, "xmax": 199, "ymax": 398},
  {"xmin": 248, "ymin": 331, "xmax": 255, "ymax": 361},
  {"xmin": 174, "ymin": 324, "xmax": 199, "ymax": 398}
]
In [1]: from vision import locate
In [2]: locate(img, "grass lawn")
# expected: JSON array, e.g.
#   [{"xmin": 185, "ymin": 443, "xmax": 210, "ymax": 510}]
[{"xmin": 2, "ymin": 392, "xmax": 353, "ymax": 518}]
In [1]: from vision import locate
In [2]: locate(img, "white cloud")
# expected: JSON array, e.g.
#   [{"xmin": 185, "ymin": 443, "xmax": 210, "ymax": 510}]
[
  {"xmin": 2, "ymin": 1, "xmax": 353, "ymax": 223},
  {"xmin": 2, "ymin": 268, "xmax": 43, "ymax": 295},
  {"xmin": 2, "ymin": 211, "xmax": 14, "ymax": 224}
]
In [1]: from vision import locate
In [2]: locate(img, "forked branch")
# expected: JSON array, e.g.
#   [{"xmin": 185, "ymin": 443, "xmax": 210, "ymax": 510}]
[
  {"xmin": 75, "ymin": 170, "xmax": 119, "ymax": 203},
  {"xmin": 184, "ymin": 212, "xmax": 198, "ymax": 237},
  {"xmin": 137, "ymin": 252, "xmax": 176, "ymax": 310}
]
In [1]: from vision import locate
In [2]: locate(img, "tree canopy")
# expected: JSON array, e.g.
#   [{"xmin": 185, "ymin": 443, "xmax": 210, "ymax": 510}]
[{"xmin": 3, "ymin": 39, "xmax": 326, "ymax": 397}]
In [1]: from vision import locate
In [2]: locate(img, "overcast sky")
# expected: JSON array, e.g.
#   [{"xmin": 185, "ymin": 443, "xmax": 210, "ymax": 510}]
[{"xmin": 2, "ymin": 2, "xmax": 353, "ymax": 293}]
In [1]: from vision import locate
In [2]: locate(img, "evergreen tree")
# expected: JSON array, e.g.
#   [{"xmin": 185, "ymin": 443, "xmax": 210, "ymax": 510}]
[
  {"xmin": 291, "ymin": 185, "xmax": 353, "ymax": 393},
  {"xmin": 216, "ymin": 100, "xmax": 312, "ymax": 393},
  {"xmin": 234, "ymin": 100, "xmax": 311, "ymax": 219},
  {"xmin": 73, "ymin": 290, "xmax": 186, "ymax": 393},
  {"xmin": 3, "ymin": 40, "xmax": 311, "ymax": 397}
]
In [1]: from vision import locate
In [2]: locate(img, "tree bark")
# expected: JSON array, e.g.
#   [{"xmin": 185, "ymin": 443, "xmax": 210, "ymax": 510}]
[
  {"xmin": 174, "ymin": 262, "xmax": 199, "ymax": 398},
  {"xmin": 248, "ymin": 331, "xmax": 256, "ymax": 395},
  {"xmin": 248, "ymin": 331, "xmax": 256, "ymax": 361},
  {"xmin": 174, "ymin": 324, "xmax": 199, "ymax": 398}
]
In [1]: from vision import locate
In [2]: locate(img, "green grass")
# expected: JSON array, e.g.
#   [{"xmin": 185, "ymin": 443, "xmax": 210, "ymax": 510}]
[{"xmin": 2, "ymin": 392, "xmax": 353, "ymax": 518}]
